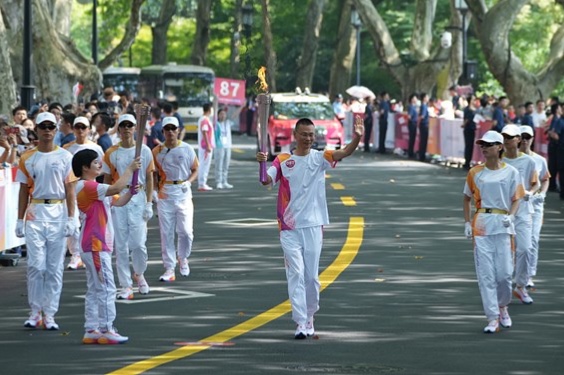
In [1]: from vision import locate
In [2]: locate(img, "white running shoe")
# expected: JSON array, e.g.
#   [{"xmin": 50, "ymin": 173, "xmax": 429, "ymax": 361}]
[
  {"xmin": 24, "ymin": 312, "xmax": 43, "ymax": 329},
  {"xmin": 499, "ymin": 306, "xmax": 512, "ymax": 328},
  {"xmin": 197, "ymin": 185, "xmax": 213, "ymax": 191},
  {"xmin": 117, "ymin": 286, "xmax": 134, "ymax": 300},
  {"xmin": 83, "ymin": 329, "xmax": 102, "ymax": 344},
  {"xmin": 305, "ymin": 318, "xmax": 315, "ymax": 336},
  {"xmin": 295, "ymin": 323, "xmax": 307, "ymax": 340},
  {"xmin": 526, "ymin": 278, "xmax": 535, "ymax": 288},
  {"xmin": 179, "ymin": 259, "xmax": 190, "ymax": 277},
  {"xmin": 224, "ymin": 182, "xmax": 233, "ymax": 189},
  {"xmin": 67, "ymin": 254, "xmax": 84, "ymax": 270},
  {"xmin": 216, "ymin": 183, "xmax": 225, "ymax": 190},
  {"xmin": 159, "ymin": 269, "xmax": 176, "ymax": 282},
  {"xmin": 136, "ymin": 274, "xmax": 150, "ymax": 295},
  {"xmin": 513, "ymin": 287, "xmax": 533, "ymax": 304},
  {"xmin": 483, "ymin": 319, "xmax": 500, "ymax": 334},
  {"xmin": 98, "ymin": 328, "xmax": 128, "ymax": 345},
  {"xmin": 44, "ymin": 315, "xmax": 59, "ymax": 330}
]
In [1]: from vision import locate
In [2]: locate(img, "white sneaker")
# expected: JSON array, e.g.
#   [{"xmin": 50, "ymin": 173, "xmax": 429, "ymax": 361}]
[
  {"xmin": 197, "ymin": 185, "xmax": 213, "ymax": 191},
  {"xmin": 67, "ymin": 254, "xmax": 84, "ymax": 270},
  {"xmin": 136, "ymin": 274, "xmax": 150, "ymax": 295},
  {"xmin": 179, "ymin": 258, "xmax": 190, "ymax": 277},
  {"xmin": 159, "ymin": 269, "xmax": 176, "ymax": 282},
  {"xmin": 24, "ymin": 312, "xmax": 43, "ymax": 329},
  {"xmin": 98, "ymin": 328, "xmax": 128, "ymax": 345},
  {"xmin": 305, "ymin": 317, "xmax": 315, "ymax": 336},
  {"xmin": 217, "ymin": 183, "xmax": 225, "ymax": 189},
  {"xmin": 224, "ymin": 182, "xmax": 233, "ymax": 189},
  {"xmin": 513, "ymin": 287, "xmax": 533, "ymax": 304},
  {"xmin": 117, "ymin": 286, "xmax": 134, "ymax": 300},
  {"xmin": 44, "ymin": 315, "xmax": 59, "ymax": 330},
  {"xmin": 483, "ymin": 319, "xmax": 500, "ymax": 334},
  {"xmin": 83, "ymin": 329, "xmax": 102, "ymax": 344},
  {"xmin": 499, "ymin": 306, "xmax": 512, "ymax": 328},
  {"xmin": 526, "ymin": 278, "xmax": 535, "ymax": 288},
  {"xmin": 294, "ymin": 323, "xmax": 307, "ymax": 339}
]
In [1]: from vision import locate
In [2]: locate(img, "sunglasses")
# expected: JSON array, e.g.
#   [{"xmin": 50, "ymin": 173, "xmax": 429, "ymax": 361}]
[
  {"xmin": 119, "ymin": 122, "xmax": 136, "ymax": 129},
  {"xmin": 37, "ymin": 123, "xmax": 57, "ymax": 131},
  {"xmin": 479, "ymin": 142, "xmax": 500, "ymax": 148},
  {"xmin": 163, "ymin": 126, "xmax": 178, "ymax": 132},
  {"xmin": 502, "ymin": 134, "xmax": 518, "ymax": 140},
  {"xmin": 73, "ymin": 124, "xmax": 89, "ymax": 130},
  {"xmin": 521, "ymin": 134, "xmax": 533, "ymax": 140}
]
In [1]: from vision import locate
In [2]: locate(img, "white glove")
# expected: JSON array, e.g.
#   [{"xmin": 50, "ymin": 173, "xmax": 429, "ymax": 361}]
[
  {"xmin": 152, "ymin": 190, "xmax": 159, "ymax": 204},
  {"xmin": 523, "ymin": 191, "xmax": 532, "ymax": 201},
  {"xmin": 464, "ymin": 222, "xmax": 473, "ymax": 239},
  {"xmin": 534, "ymin": 193, "xmax": 545, "ymax": 204},
  {"xmin": 15, "ymin": 219, "xmax": 25, "ymax": 238},
  {"xmin": 502, "ymin": 214, "xmax": 515, "ymax": 228},
  {"xmin": 143, "ymin": 202, "xmax": 153, "ymax": 221},
  {"xmin": 63, "ymin": 218, "xmax": 76, "ymax": 237}
]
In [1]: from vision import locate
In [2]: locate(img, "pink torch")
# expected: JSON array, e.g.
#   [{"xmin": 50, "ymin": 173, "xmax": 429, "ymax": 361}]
[
  {"xmin": 256, "ymin": 67, "xmax": 272, "ymax": 183},
  {"xmin": 130, "ymin": 104, "xmax": 150, "ymax": 195}
]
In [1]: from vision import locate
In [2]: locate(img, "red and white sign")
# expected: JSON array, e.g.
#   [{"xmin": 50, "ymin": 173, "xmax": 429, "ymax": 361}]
[{"xmin": 214, "ymin": 77, "xmax": 246, "ymax": 106}]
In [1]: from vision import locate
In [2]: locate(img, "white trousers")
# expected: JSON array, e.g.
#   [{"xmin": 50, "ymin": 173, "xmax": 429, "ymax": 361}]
[
  {"xmin": 25, "ymin": 220, "xmax": 67, "ymax": 316},
  {"xmin": 474, "ymin": 234, "xmax": 513, "ymax": 321},
  {"xmin": 157, "ymin": 196, "xmax": 194, "ymax": 270},
  {"xmin": 198, "ymin": 148, "xmax": 213, "ymax": 187},
  {"xmin": 214, "ymin": 147, "xmax": 232, "ymax": 185},
  {"xmin": 112, "ymin": 195, "xmax": 148, "ymax": 288},
  {"xmin": 530, "ymin": 204, "xmax": 544, "ymax": 277},
  {"xmin": 82, "ymin": 251, "xmax": 117, "ymax": 331},
  {"xmin": 514, "ymin": 214, "xmax": 533, "ymax": 287},
  {"xmin": 280, "ymin": 226, "xmax": 322, "ymax": 325}
]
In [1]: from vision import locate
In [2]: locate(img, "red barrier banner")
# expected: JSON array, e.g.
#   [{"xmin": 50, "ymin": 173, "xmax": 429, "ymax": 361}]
[
  {"xmin": 534, "ymin": 127, "xmax": 549, "ymax": 159},
  {"xmin": 428, "ymin": 117, "xmax": 441, "ymax": 155}
]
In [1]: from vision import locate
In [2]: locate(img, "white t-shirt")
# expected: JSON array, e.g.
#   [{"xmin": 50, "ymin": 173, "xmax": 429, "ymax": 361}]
[
  {"xmin": 531, "ymin": 111, "xmax": 547, "ymax": 128},
  {"xmin": 102, "ymin": 143, "xmax": 154, "ymax": 197},
  {"xmin": 16, "ymin": 147, "xmax": 74, "ymax": 222},
  {"xmin": 502, "ymin": 152, "xmax": 538, "ymax": 217},
  {"xmin": 64, "ymin": 140, "xmax": 104, "ymax": 160},
  {"xmin": 267, "ymin": 149, "xmax": 336, "ymax": 230},
  {"xmin": 153, "ymin": 141, "xmax": 197, "ymax": 200},
  {"xmin": 529, "ymin": 151, "xmax": 550, "ymax": 209},
  {"xmin": 464, "ymin": 163, "xmax": 524, "ymax": 236}
]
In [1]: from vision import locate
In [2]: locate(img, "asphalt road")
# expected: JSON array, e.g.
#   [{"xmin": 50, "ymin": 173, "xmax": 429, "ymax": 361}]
[{"xmin": 1, "ymin": 135, "xmax": 563, "ymax": 375}]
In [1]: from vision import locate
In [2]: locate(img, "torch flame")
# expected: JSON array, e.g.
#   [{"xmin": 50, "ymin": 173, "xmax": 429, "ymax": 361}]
[{"xmin": 256, "ymin": 66, "xmax": 268, "ymax": 92}]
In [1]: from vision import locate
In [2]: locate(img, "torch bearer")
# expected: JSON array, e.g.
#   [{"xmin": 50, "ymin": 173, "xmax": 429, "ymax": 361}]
[
  {"xmin": 256, "ymin": 67, "xmax": 271, "ymax": 183},
  {"xmin": 131, "ymin": 103, "xmax": 150, "ymax": 195}
]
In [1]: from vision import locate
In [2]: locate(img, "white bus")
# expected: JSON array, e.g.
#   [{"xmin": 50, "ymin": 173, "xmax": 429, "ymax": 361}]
[
  {"xmin": 138, "ymin": 64, "xmax": 215, "ymax": 135},
  {"xmin": 102, "ymin": 67, "xmax": 141, "ymax": 97}
]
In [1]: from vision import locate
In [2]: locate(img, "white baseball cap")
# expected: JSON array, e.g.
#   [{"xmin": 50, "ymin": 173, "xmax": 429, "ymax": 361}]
[
  {"xmin": 36, "ymin": 112, "xmax": 57, "ymax": 125},
  {"xmin": 73, "ymin": 116, "xmax": 90, "ymax": 127},
  {"xmin": 501, "ymin": 124, "xmax": 521, "ymax": 137},
  {"xmin": 519, "ymin": 125, "xmax": 534, "ymax": 137},
  {"xmin": 162, "ymin": 116, "xmax": 179, "ymax": 128},
  {"xmin": 118, "ymin": 114, "xmax": 137, "ymax": 125},
  {"xmin": 476, "ymin": 130, "xmax": 503, "ymax": 145}
]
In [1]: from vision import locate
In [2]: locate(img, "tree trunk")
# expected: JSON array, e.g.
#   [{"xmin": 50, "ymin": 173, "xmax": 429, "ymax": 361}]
[
  {"xmin": 410, "ymin": 0, "xmax": 436, "ymax": 61},
  {"xmin": 230, "ymin": 0, "xmax": 243, "ymax": 79},
  {"xmin": 190, "ymin": 0, "xmax": 213, "ymax": 66},
  {"xmin": 0, "ymin": 6, "xmax": 17, "ymax": 113},
  {"xmin": 295, "ymin": 0, "xmax": 326, "ymax": 91},
  {"xmin": 51, "ymin": 0, "xmax": 72, "ymax": 36},
  {"xmin": 329, "ymin": 0, "xmax": 356, "ymax": 100},
  {"xmin": 260, "ymin": 0, "xmax": 277, "ymax": 92},
  {"xmin": 466, "ymin": 0, "xmax": 564, "ymax": 104},
  {"xmin": 151, "ymin": 0, "xmax": 177, "ymax": 65}
]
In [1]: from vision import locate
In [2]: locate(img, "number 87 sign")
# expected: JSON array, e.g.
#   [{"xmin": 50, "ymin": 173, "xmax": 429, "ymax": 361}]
[{"xmin": 214, "ymin": 77, "xmax": 246, "ymax": 106}]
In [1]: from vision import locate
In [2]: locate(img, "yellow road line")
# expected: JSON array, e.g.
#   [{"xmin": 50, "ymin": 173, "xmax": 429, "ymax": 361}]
[
  {"xmin": 109, "ymin": 217, "xmax": 364, "ymax": 375},
  {"xmin": 340, "ymin": 196, "xmax": 356, "ymax": 206},
  {"xmin": 331, "ymin": 183, "xmax": 345, "ymax": 190}
]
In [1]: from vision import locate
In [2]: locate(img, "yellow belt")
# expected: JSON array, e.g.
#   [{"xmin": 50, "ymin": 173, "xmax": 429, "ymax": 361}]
[
  {"xmin": 164, "ymin": 180, "xmax": 187, "ymax": 185},
  {"xmin": 31, "ymin": 198, "xmax": 64, "ymax": 204},
  {"xmin": 476, "ymin": 208, "xmax": 508, "ymax": 215}
]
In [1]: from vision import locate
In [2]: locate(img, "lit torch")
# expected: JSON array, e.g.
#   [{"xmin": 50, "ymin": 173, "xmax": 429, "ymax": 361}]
[
  {"xmin": 256, "ymin": 67, "xmax": 272, "ymax": 183},
  {"xmin": 131, "ymin": 104, "xmax": 150, "ymax": 194}
]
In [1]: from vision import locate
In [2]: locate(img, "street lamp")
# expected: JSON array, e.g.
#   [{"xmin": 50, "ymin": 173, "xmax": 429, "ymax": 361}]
[
  {"xmin": 77, "ymin": 0, "xmax": 98, "ymax": 64},
  {"xmin": 454, "ymin": 0, "xmax": 476, "ymax": 81},
  {"xmin": 242, "ymin": 2, "xmax": 253, "ymax": 85},
  {"xmin": 21, "ymin": 0, "xmax": 34, "ymax": 109},
  {"xmin": 351, "ymin": 6, "xmax": 362, "ymax": 86}
]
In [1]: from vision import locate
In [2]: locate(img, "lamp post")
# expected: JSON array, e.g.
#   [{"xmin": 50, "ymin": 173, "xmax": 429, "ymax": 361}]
[
  {"xmin": 454, "ymin": 0, "xmax": 469, "ymax": 81},
  {"xmin": 21, "ymin": 0, "xmax": 34, "ymax": 109},
  {"xmin": 351, "ymin": 6, "xmax": 362, "ymax": 86},
  {"xmin": 242, "ymin": 2, "xmax": 253, "ymax": 83},
  {"xmin": 77, "ymin": 0, "xmax": 98, "ymax": 64}
]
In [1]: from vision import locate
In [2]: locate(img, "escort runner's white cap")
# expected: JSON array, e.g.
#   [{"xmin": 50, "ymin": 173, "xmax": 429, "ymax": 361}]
[
  {"xmin": 118, "ymin": 114, "xmax": 137, "ymax": 125},
  {"xmin": 162, "ymin": 117, "xmax": 179, "ymax": 128},
  {"xmin": 73, "ymin": 116, "xmax": 90, "ymax": 127},
  {"xmin": 519, "ymin": 125, "xmax": 534, "ymax": 137},
  {"xmin": 36, "ymin": 112, "xmax": 57, "ymax": 124},
  {"xmin": 501, "ymin": 124, "xmax": 521, "ymax": 137},
  {"xmin": 476, "ymin": 130, "xmax": 503, "ymax": 145}
]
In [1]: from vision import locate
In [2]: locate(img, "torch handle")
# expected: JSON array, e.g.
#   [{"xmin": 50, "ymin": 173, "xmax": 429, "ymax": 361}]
[
  {"xmin": 130, "ymin": 170, "xmax": 140, "ymax": 195},
  {"xmin": 259, "ymin": 162, "xmax": 267, "ymax": 183}
]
